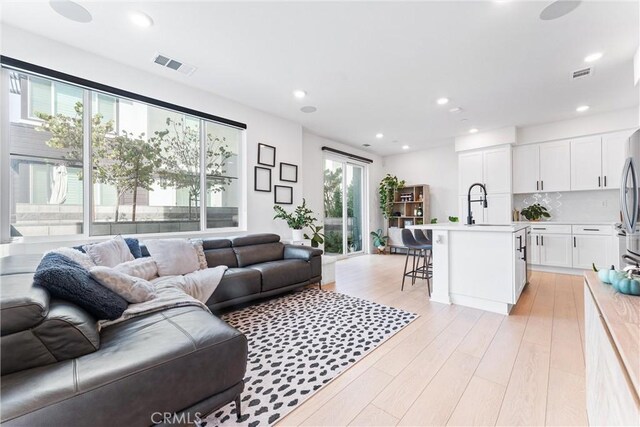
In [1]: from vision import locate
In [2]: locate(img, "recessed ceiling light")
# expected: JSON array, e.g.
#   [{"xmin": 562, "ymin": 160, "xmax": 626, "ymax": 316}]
[
  {"xmin": 50, "ymin": 0, "xmax": 92, "ymax": 23},
  {"xmin": 402, "ymin": 145, "xmax": 410, "ymax": 150},
  {"xmin": 584, "ymin": 52, "xmax": 603, "ymax": 63},
  {"xmin": 437, "ymin": 97, "xmax": 449, "ymax": 105},
  {"xmin": 300, "ymin": 106, "xmax": 317, "ymax": 113},
  {"xmin": 376, "ymin": 133, "xmax": 384, "ymax": 139},
  {"xmin": 469, "ymin": 128, "xmax": 479, "ymax": 134},
  {"xmin": 130, "ymin": 11, "xmax": 154, "ymax": 28},
  {"xmin": 576, "ymin": 105, "xmax": 590, "ymax": 112},
  {"xmin": 449, "ymin": 107, "xmax": 463, "ymax": 113},
  {"xmin": 293, "ymin": 90, "xmax": 306, "ymax": 99}
]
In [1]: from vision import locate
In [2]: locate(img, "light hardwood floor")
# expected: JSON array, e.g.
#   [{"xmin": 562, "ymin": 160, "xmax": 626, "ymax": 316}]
[{"xmin": 277, "ymin": 254, "xmax": 588, "ymax": 427}]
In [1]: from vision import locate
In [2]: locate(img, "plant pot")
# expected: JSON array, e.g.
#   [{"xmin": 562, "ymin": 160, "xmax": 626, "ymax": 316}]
[
  {"xmin": 291, "ymin": 229, "xmax": 305, "ymax": 241},
  {"xmin": 377, "ymin": 245, "xmax": 386, "ymax": 252}
]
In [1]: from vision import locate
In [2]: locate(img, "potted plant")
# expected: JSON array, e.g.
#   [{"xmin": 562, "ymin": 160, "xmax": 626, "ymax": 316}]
[
  {"xmin": 370, "ymin": 228, "xmax": 389, "ymax": 253},
  {"xmin": 304, "ymin": 224, "xmax": 325, "ymax": 248},
  {"xmin": 448, "ymin": 216, "xmax": 459, "ymax": 223},
  {"xmin": 520, "ymin": 203, "xmax": 551, "ymax": 221},
  {"xmin": 378, "ymin": 174, "xmax": 405, "ymax": 219},
  {"xmin": 273, "ymin": 198, "xmax": 316, "ymax": 241}
]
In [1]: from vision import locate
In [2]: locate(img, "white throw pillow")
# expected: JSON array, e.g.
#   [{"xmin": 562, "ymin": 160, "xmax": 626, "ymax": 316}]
[
  {"xmin": 83, "ymin": 236, "xmax": 135, "ymax": 267},
  {"xmin": 47, "ymin": 247, "xmax": 96, "ymax": 271},
  {"xmin": 191, "ymin": 239, "xmax": 208, "ymax": 270},
  {"xmin": 90, "ymin": 266, "xmax": 157, "ymax": 303},
  {"xmin": 142, "ymin": 238, "xmax": 201, "ymax": 276},
  {"xmin": 113, "ymin": 257, "xmax": 159, "ymax": 281}
]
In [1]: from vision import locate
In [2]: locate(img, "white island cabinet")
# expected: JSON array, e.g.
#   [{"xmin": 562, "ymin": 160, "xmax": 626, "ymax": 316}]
[{"xmin": 409, "ymin": 223, "xmax": 529, "ymax": 315}]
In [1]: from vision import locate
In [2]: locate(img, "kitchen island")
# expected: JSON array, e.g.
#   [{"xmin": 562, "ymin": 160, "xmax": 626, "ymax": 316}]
[{"xmin": 408, "ymin": 223, "xmax": 530, "ymax": 314}]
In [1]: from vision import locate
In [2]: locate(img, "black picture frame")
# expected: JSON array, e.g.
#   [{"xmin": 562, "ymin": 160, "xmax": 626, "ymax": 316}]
[
  {"xmin": 254, "ymin": 166, "xmax": 272, "ymax": 192},
  {"xmin": 274, "ymin": 185, "xmax": 293, "ymax": 204},
  {"xmin": 279, "ymin": 162, "xmax": 298, "ymax": 183},
  {"xmin": 257, "ymin": 143, "xmax": 276, "ymax": 167}
]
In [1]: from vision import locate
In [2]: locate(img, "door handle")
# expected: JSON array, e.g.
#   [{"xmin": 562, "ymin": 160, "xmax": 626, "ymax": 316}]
[{"xmin": 598, "ymin": 176, "xmax": 601, "ymax": 187}]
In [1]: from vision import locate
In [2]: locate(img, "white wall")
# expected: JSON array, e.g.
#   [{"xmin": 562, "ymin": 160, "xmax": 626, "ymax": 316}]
[
  {"xmin": 1, "ymin": 25, "xmax": 304, "ymax": 254},
  {"xmin": 516, "ymin": 107, "xmax": 639, "ymax": 145},
  {"xmin": 301, "ymin": 131, "xmax": 384, "ymax": 252},
  {"xmin": 382, "ymin": 142, "xmax": 458, "ymax": 223}
]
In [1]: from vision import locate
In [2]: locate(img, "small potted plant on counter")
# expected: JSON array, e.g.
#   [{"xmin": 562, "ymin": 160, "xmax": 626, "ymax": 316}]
[
  {"xmin": 520, "ymin": 203, "xmax": 551, "ymax": 221},
  {"xmin": 370, "ymin": 228, "xmax": 389, "ymax": 254},
  {"xmin": 273, "ymin": 198, "xmax": 316, "ymax": 241}
]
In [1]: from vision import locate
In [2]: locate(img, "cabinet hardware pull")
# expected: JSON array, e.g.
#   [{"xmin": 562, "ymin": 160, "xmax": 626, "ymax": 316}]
[
  {"xmin": 574, "ymin": 236, "xmax": 576, "ymax": 247},
  {"xmin": 536, "ymin": 181, "xmax": 539, "ymax": 191},
  {"xmin": 536, "ymin": 235, "xmax": 539, "ymax": 245},
  {"xmin": 541, "ymin": 235, "xmax": 544, "ymax": 245},
  {"xmin": 583, "ymin": 228, "xmax": 600, "ymax": 231},
  {"xmin": 598, "ymin": 176, "xmax": 601, "ymax": 187},
  {"xmin": 541, "ymin": 180, "xmax": 544, "ymax": 191},
  {"xmin": 604, "ymin": 176, "xmax": 607, "ymax": 187},
  {"xmin": 532, "ymin": 227, "xmax": 546, "ymax": 230}
]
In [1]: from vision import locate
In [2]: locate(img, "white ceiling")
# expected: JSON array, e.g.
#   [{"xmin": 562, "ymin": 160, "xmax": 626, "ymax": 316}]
[{"xmin": 1, "ymin": 1, "xmax": 638, "ymax": 155}]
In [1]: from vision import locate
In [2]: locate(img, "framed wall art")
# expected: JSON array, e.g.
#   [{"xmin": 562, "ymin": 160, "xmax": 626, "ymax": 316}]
[
  {"xmin": 274, "ymin": 185, "xmax": 293, "ymax": 204},
  {"xmin": 279, "ymin": 162, "xmax": 298, "ymax": 183},
  {"xmin": 254, "ymin": 166, "xmax": 272, "ymax": 192},
  {"xmin": 257, "ymin": 143, "xmax": 276, "ymax": 167}
]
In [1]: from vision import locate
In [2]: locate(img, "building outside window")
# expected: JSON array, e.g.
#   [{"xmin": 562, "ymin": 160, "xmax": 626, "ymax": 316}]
[{"xmin": 5, "ymin": 69, "xmax": 244, "ymax": 239}]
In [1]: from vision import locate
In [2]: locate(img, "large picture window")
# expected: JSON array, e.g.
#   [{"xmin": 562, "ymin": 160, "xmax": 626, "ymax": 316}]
[{"xmin": 5, "ymin": 68, "xmax": 244, "ymax": 239}]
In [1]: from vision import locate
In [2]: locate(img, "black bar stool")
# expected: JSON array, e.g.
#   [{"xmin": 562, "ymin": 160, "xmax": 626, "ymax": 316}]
[
  {"xmin": 401, "ymin": 229, "xmax": 432, "ymax": 295},
  {"xmin": 413, "ymin": 229, "xmax": 433, "ymax": 295}
]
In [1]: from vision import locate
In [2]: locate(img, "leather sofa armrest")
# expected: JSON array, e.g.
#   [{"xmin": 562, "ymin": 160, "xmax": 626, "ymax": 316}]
[{"xmin": 284, "ymin": 245, "xmax": 323, "ymax": 261}]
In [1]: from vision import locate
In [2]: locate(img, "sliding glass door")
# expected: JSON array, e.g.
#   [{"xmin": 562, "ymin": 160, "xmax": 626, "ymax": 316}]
[{"xmin": 323, "ymin": 157, "xmax": 365, "ymax": 256}]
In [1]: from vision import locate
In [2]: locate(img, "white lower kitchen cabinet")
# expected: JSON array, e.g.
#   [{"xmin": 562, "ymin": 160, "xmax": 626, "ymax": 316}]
[
  {"xmin": 572, "ymin": 235, "xmax": 612, "ymax": 270},
  {"xmin": 538, "ymin": 234, "xmax": 573, "ymax": 267}
]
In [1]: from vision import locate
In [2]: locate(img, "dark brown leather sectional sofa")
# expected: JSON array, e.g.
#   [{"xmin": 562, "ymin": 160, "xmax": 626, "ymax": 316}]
[{"xmin": 0, "ymin": 233, "xmax": 322, "ymax": 426}]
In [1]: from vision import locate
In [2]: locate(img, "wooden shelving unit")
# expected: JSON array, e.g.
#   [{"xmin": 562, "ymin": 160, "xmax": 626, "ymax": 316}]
[{"xmin": 387, "ymin": 184, "xmax": 430, "ymax": 251}]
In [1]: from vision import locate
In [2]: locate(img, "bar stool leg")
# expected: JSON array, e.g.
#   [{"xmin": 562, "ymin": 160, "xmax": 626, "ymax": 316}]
[{"xmin": 401, "ymin": 248, "xmax": 411, "ymax": 291}]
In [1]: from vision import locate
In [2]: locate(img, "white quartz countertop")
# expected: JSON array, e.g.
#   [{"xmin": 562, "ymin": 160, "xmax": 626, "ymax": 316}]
[
  {"xmin": 513, "ymin": 220, "xmax": 618, "ymax": 226},
  {"xmin": 408, "ymin": 223, "xmax": 529, "ymax": 233}
]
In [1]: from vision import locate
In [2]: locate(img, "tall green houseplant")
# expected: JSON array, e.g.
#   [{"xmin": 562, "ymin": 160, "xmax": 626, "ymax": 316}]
[{"xmin": 378, "ymin": 174, "xmax": 405, "ymax": 219}]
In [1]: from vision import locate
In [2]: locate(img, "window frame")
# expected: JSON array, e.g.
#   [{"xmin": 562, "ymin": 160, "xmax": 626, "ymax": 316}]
[{"xmin": 1, "ymin": 63, "xmax": 248, "ymax": 245}]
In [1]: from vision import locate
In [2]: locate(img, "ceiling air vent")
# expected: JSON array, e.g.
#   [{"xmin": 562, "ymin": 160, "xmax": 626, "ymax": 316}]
[
  {"xmin": 572, "ymin": 66, "xmax": 593, "ymax": 80},
  {"xmin": 153, "ymin": 53, "xmax": 196, "ymax": 76}
]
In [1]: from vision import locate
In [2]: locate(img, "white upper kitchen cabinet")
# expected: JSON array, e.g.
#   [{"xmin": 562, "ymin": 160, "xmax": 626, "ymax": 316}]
[
  {"xmin": 571, "ymin": 136, "xmax": 603, "ymax": 191},
  {"xmin": 483, "ymin": 147, "xmax": 511, "ymax": 194},
  {"xmin": 485, "ymin": 193, "xmax": 512, "ymax": 224},
  {"xmin": 601, "ymin": 132, "xmax": 629, "ymax": 189},
  {"xmin": 539, "ymin": 141, "xmax": 571, "ymax": 192},
  {"xmin": 512, "ymin": 141, "xmax": 570, "ymax": 193},
  {"xmin": 458, "ymin": 151, "xmax": 484, "ymax": 195},
  {"xmin": 458, "ymin": 146, "xmax": 511, "ymax": 195},
  {"xmin": 512, "ymin": 144, "xmax": 539, "ymax": 194}
]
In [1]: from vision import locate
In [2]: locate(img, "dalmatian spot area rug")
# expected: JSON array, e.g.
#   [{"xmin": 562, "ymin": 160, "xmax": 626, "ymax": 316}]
[{"xmin": 207, "ymin": 288, "xmax": 418, "ymax": 427}]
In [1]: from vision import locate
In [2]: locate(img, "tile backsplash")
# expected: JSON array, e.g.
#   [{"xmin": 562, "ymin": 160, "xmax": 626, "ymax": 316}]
[{"xmin": 514, "ymin": 190, "xmax": 620, "ymax": 222}]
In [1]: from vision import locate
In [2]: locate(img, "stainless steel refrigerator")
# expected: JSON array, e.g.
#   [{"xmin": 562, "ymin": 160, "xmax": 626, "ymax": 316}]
[{"xmin": 620, "ymin": 129, "xmax": 640, "ymax": 266}]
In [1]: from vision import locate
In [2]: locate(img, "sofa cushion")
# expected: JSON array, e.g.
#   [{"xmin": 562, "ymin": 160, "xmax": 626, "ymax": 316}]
[
  {"xmin": 143, "ymin": 239, "xmax": 201, "ymax": 276},
  {"xmin": 33, "ymin": 253, "xmax": 127, "ymax": 321},
  {"xmin": 47, "ymin": 247, "xmax": 96, "ymax": 271},
  {"xmin": 248, "ymin": 259, "xmax": 311, "ymax": 291},
  {"xmin": 0, "ymin": 273, "xmax": 49, "ymax": 336},
  {"xmin": 83, "ymin": 236, "xmax": 135, "ymax": 268},
  {"xmin": 113, "ymin": 257, "xmax": 158, "ymax": 281},
  {"xmin": 230, "ymin": 233, "xmax": 280, "ymax": 247},
  {"xmin": 0, "ymin": 254, "xmax": 43, "ymax": 276},
  {"xmin": 74, "ymin": 237, "xmax": 141, "ymax": 259},
  {"xmin": 1, "ymin": 299, "xmax": 99, "ymax": 375},
  {"xmin": 89, "ymin": 267, "xmax": 157, "ymax": 304},
  {"xmin": 205, "ymin": 248, "xmax": 238, "ymax": 268},
  {"xmin": 202, "ymin": 238, "xmax": 232, "ymax": 250},
  {"xmin": 0, "ymin": 307, "xmax": 247, "ymax": 427},
  {"xmin": 206, "ymin": 268, "xmax": 261, "ymax": 306},
  {"xmin": 234, "ymin": 242, "xmax": 284, "ymax": 267}
]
